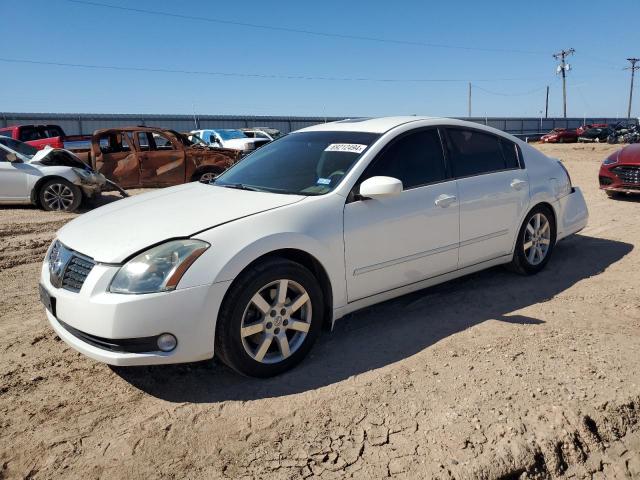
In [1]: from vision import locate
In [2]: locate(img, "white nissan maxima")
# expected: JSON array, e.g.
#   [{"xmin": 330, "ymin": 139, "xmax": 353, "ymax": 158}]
[{"xmin": 40, "ymin": 117, "xmax": 588, "ymax": 377}]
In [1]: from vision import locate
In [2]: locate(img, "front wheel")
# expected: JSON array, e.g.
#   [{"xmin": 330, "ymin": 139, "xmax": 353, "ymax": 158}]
[
  {"xmin": 38, "ymin": 179, "xmax": 82, "ymax": 212},
  {"xmin": 215, "ymin": 258, "xmax": 324, "ymax": 377},
  {"xmin": 508, "ymin": 205, "xmax": 556, "ymax": 275}
]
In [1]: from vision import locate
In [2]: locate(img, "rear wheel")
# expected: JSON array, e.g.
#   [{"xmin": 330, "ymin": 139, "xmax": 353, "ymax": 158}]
[
  {"xmin": 215, "ymin": 258, "xmax": 324, "ymax": 377},
  {"xmin": 508, "ymin": 205, "xmax": 556, "ymax": 275},
  {"xmin": 194, "ymin": 168, "xmax": 223, "ymax": 183},
  {"xmin": 38, "ymin": 179, "xmax": 82, "ymax": 212}
]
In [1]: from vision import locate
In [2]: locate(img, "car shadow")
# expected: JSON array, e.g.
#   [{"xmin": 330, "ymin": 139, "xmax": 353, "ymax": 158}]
[
  {"xmin": 607, "ymin": 193, "xmax": 640, "ymax": 203},
  {"xmin": 113, "ymin": 234, "xmax": 632, "ymax": 403}
]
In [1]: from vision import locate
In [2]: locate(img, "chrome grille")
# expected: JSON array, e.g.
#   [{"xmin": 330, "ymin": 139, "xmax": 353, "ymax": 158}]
[
  {"xmin": 48, "ymin": 241, "xmax": 95, "ymax": 292},
  {"xmin": 62, "ymin": 256, "xmax": 95, "ymax": 292},
  {"xmin": 612, "ymin": 165, "xmax": 640, "ymax": 184}
]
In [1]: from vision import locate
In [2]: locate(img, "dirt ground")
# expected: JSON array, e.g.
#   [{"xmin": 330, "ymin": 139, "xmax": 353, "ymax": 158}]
[{"xmin": 1, "ymin": 144, "xmax": 639, "ymax": 480}]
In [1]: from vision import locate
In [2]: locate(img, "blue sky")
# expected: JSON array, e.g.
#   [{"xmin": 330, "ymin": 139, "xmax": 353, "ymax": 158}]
[{"xmin": 2, "ymin": 0, "xmax": 639, "ymax": 117}]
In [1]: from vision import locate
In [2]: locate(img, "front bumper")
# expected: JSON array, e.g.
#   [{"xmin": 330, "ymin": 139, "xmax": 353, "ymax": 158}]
[
  {"xmin": 40, "ymin": 260, "xmax": 231, "ymax": 366},
  {"xmin": 599, "ymin": 164, "xmax": 640, "ymax": 194}
]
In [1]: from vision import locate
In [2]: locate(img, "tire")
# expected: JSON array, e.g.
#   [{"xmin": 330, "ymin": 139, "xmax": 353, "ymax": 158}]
[
  {"xmin": 38, "ymin": 178, "xmax": 82, "ymax": 212},
  {"xmin": 194, "ymin": 168, "xmax": 222, "ymax": 183},
  {"xmin": 508, "ymin": 205, "xmax": 557, "ymax": 275},
  {"xmin": 215, "ymin": 258, "xmax": 324, "ymax": 377},
  {"xmin": 606, "ymin": 190, "xmax": 621, "ymax": 199}
]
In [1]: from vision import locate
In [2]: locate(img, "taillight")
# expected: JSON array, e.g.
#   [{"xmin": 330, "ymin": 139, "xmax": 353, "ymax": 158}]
[{"xmin": 557, "ymin": 160, "xmax": 572, "ymax": 189}]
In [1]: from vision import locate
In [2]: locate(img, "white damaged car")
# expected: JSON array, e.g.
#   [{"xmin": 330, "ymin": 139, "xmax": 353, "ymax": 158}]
[
  {"xmin": 0, "ymin": 137, "xmax": 106, "ymax": 211},
  {"xmin": 40, "ymin": 117, "xmax": 588, "ymax": 377}
]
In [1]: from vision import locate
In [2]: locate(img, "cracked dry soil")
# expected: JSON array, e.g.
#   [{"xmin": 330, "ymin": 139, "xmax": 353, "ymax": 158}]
[{"xmin": 1, "ymin": 145, "xmax": 639, "ymax": 479}]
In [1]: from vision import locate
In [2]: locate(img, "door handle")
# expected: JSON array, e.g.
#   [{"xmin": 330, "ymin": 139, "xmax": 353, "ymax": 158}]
[
  {"xmin": 435, "ymin": 194, "xmax": 457, "ymax": 208},
  {"xmin": 510, "ymin": 179, "xmax": 528, "ymax": 190}
]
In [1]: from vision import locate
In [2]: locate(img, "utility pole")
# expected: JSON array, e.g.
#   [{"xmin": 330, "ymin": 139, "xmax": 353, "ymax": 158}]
[
  {"xmin": 553, "ymin": 48, "xmax": 575, "ymax": 118},
  {"xmin": 625, "ymin": 58, "xmax": 639, "ymax": 120},
  {"xmin": 545, "ymin": 86, "xmax": 549, "ymax": 118},
  {"xmin": 468, "ymin": 82, "xmax": 472, "ymax": 117}
]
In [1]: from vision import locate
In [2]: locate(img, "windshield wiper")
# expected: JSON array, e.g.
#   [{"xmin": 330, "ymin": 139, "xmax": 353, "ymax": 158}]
[{"xmin": 217, "ymin": 182, "xmax": 262, "ymax": 192}]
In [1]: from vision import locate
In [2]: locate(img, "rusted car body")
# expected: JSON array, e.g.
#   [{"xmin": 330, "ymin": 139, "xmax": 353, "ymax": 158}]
[{"xmin": 72, "ymin": 127, "xmax": 242, "ymax": 188}]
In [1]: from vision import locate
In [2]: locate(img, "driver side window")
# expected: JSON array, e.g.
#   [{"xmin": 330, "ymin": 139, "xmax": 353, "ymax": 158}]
[
  {"xmin": 0, "ymin": 149, "xmax": 8, "ymax": 162},
  {"xmin": 361, "ymin": 129, "xmax": 447, "ymax": 190}
]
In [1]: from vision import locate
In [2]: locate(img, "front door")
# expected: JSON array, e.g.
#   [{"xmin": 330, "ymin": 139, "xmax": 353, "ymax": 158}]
[
  {"xmin": 93, "ymin": 132, "xmax": 140, "ymax": 188},
  {"xmin": 444, "ymin": 127, "xmax": 530, "ymax": 267},
  {"xmin": 343, "ymin": 128, "xmax": 460, "ymax": 302},
  {"xmin": 136, "ymin": 131, "xmax": 186, "ymax": 187}
]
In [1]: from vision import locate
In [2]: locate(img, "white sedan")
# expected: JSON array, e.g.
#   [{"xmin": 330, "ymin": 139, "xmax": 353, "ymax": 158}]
[
  {"xmin": 40, "ymin": 117, "xmax": 588, "ymax": 377},
  {"xmin": 0, "ymin": 137, "xmax": 106, "ymax": 211}
]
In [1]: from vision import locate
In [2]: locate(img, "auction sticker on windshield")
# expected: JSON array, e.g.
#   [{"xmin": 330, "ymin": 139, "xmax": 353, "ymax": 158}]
[{"xmin": 324, "ymin": 143, "xmax": 368, "ymax": 154}]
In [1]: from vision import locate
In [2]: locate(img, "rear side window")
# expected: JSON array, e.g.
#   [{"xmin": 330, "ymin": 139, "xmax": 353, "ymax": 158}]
[
  {"xmin": 19, "ymin": 126, "xmax": 41, "ymax": 142},
  {"xmin": 447, "ymin": 128, "xmax": 515, "ymax": 177},
  {"xmin": 0, "ymin": 148, "xmax": 8, "ymax": 162},
  {"xmin": 501, "ymin": 139, "xmax": 520, "ymax": 169},
  {"xmin": 362, "ymin": 129, "xmax": 446, "ymax": 190}
]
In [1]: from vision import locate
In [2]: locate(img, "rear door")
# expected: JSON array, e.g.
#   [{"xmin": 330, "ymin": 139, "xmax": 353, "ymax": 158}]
[
  {"xmin": 136, "ymin": 131, "xmax": 186, "ymax": 186},
  {"xmin": 443, "ymin": 127, "xmax": 529, "ymax": 267},
  {"xmin": 0, "ymin": 147, "xmax": 31, "ymax": 200}
]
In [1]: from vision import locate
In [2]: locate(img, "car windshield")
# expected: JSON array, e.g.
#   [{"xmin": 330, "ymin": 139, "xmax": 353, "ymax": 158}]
[
  {"xmin": 188, "ymin": 134, "xmax": 208, "ymax": 146},
  {"xmin": 214, "ymin": 131, "xmax": 380, "ymax": 195},
  {"xmin": 216, "ymin": 129, "xmax": 248, "ymax": 140},
  {"xmin": 0, "ymin": 136, "xmax": 38, "ymax": 157}
]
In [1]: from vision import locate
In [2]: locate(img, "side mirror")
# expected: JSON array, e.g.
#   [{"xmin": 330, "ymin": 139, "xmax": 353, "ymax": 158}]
[
  {"xmin": 359, "ymin": 176, "xmax": 403, "ymax": 199},
  {"xmin": 6, "ymin": 153, "xmax": 21, "ymax": 163}
]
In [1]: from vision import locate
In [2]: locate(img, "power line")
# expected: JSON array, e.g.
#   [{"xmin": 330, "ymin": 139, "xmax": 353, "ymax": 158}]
[
  {"xmin": 0, "ymin": 57, "xmax": 550, "ymax": 83},
  {"xmin": 472, "ymin": 84, "xmax": 548, "ymax": 97},
  {"xmin": 67, "ymin": 0, "xmax": 547, "ymax": 56}
]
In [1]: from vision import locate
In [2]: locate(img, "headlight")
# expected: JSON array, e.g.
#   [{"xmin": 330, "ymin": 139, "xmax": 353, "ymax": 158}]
[
  {"xmin": 603, "ymin": 154, "xmax": 619, "ymax": 165},
  {"xmin": 110, "ymin": 239, "xmax": 209, "ymax": 294},
  {"xmin": 72, "ymin": 167, "xmax": 92, "ymax": 179}
]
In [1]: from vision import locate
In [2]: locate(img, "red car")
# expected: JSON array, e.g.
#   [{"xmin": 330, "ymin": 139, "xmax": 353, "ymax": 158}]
[
  {"xmin": 541, "ymin": 128, "xmax": 578, "ymax": 143},
  {"xmin": 599, "ymin": 144, "xmax": 640, "ymax": 198},
  {"xmin": 577, "ymin": 123, "xmax": 608, "ymax": 135},
  {"xmin": 0, "ymin": 124, "xmax": 90, "ymax": 150}
]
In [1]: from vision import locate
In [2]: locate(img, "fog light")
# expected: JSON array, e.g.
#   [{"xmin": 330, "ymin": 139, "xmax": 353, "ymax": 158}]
[{"xmin": 157, "ymin": 333, "xmax": 177, "ymax": 352}]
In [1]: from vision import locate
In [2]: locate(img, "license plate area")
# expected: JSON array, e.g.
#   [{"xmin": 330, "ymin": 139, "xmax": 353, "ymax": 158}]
[{"xmin": 39, "ymin": 284, "xmax": 56, "ymax": 317}]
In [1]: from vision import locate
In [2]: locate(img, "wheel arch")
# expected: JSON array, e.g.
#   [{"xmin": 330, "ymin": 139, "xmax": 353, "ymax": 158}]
[
  {"xmin": 190, "ymin": 164, "xmax": 225, "ymax": 182},
  {"xmin": 30, "ymin": 175, "xmax": 82, "ymax": 206},
  {"xmin": 220, "ymin": 248, "xmax": 334, "ymax": 329},
  {"xmin": 511, "ymin": 201, "xmax": 558, "ymax": 253}
]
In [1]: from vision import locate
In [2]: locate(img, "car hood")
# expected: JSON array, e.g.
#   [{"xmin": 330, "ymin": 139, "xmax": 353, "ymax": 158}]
[
  {"xmin": 57, "ymin": 183, "xmax": 305, "ymax": 263},
  {"xmin": 29, "ymin": 147, "xmax": 89, "ymax": 169},
  {"xmin": 223, "ymin": 138, "xmax": 259, "ymax": 148},
  {"xmin": 615, "ymin": 143, "xmax": 640, "ymax": 165}
]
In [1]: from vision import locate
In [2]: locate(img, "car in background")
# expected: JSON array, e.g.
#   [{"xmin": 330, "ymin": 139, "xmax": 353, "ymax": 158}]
[
  {"xmin": 190, "ymin": 128, "xmax": 270, "ymax": 153},
  {"xmin": 540, "ymin": 128, "xmax": 578, "ymax": 143},
  {"xmin": 241, "ymin": 127, "xmax": 282, "ymax": 141},
  {"xmin": 40, "ymin": 116, "xmax": 588, "ymax": 377},
  {"xmin": 599, "ymin": 143, "xmax": 640, "ymax": 198},
  {"xmin": 0, "ymin": 137, "xmax": 106, "ymax": 211},
  {"xmin": 576, "ymin": 123, "xmax": 609, "ymax": 136},
  {"xmin": 578, "ymin": 127, "xmax": 613, "ymax": 143},
  {"xmin": 0, "ymin": 124, "xmax": 91, "ymax": 151},
  {"xmin": 70, "ymin": 127, "xmax": 242, "ymax": 188}
]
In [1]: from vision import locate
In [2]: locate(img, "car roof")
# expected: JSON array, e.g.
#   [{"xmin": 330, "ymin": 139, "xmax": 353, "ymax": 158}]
[{"xmin": 295, "ymin": 116, "xmax": 521, "ymax": 141}]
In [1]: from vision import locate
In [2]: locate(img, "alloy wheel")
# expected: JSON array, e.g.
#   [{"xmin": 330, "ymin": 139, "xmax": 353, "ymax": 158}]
[
  {"xmin": 523, "ymin": 213, "xmax": 551, "ymax": 265},
  {"xmin": 43, "ymin": 183, "xmax": 75, "ymax": 211},
  {"xmin": 199, "ymin": 172, "xmax": 217, "ymax": 183},
  {"xmin": 240, "ymin": 279, "xmax": 312, "ymax": 364}
]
